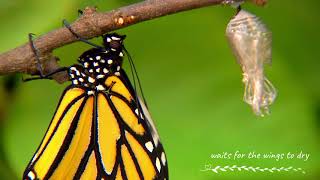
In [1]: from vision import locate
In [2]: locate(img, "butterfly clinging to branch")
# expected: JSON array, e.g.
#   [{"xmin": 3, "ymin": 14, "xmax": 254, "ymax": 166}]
[{"xmin": 23, "ymin": 23, "xmax": 168, "ymax": 180}]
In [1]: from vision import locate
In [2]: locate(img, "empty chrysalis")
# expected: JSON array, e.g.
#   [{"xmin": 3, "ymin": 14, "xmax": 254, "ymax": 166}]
[{"xmin": 226, "ymin": 8, "xmax": 277, "ymax": 116}]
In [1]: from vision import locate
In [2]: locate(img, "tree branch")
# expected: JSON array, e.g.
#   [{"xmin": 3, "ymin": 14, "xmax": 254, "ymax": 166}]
[{"xmin": 0, "ymin": 0, "xmax": 267, "ymax": 83}]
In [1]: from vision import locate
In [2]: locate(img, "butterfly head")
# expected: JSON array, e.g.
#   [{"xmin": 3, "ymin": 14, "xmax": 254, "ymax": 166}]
[{"xmin": 103, "ymin": 33, "xmax": 126, "ymax": 51}]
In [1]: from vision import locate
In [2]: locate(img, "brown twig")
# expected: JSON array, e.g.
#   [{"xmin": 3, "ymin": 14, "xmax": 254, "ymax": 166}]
[{"xmin": 0, "ymin": 0, "xmax": 267, "ymax": 83}]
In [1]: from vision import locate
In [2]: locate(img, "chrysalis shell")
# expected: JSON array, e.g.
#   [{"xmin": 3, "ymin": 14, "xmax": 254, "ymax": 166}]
[{"xmin": 226, "ymin": 9, "xmax": 277, "ymax": 116}]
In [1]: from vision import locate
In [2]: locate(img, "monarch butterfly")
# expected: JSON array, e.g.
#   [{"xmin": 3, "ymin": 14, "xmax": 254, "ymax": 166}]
[
  {"xmin": 226, "ymin": 8, "xmax": 277, "ymax": 116},
  {"xmin": 23, "ymin": 32, "xmax": 168, "ymax": 179}
]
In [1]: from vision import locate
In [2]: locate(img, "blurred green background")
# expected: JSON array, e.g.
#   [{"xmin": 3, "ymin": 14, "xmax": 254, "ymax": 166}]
[{"xmin": 0, "ymin": 0, "xmax": 319, "ymax": 179}]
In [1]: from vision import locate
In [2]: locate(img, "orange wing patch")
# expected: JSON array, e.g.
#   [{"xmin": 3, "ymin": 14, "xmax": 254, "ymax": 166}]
[
  {"xmin": 34, "ymin": 87, "xmax": 85, "ymax": 165},
  {"xmin": 121, "ymin": 145, "xmax": 140, "ymax": 179},
  {"xmin": 105, "ymin": 76, "xmax": 133, "ymax": 102},
  {"xmin": 80, "ymin": 151, "xmax": 98, "ymax": 180},
  {"xmin": 50, "ymin": 97, "xmax": 93, "ymax": 179},
  {"xmin": 126, "ymin": 132, "xmax": 156, "ymax": 179},
  {"xmin": 97, "ymin": 93, "xmax": 120, "ymax": 174},
  {"xmin": 32, "ymin": 92, "xmax": 85, "ymax": 179},
  {"xmin": 115, "ymin": 166, "xmax": 123, "ymax": 180},
  {"xmin": 111, "ymin": 95, "xmax": 145, "ymax": 135}
]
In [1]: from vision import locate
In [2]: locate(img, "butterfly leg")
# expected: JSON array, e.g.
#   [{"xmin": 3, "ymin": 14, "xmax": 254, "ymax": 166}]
[
  {"xmin": 62, "ymin": 19, "xmax": 103, "ymax": 49},
  {"xmin": 23, "ymin": 34, "xmax": 69, "ymax": 82},
  {"xmin": 23, "ymin": 67, "xmax": 69, "ymax": 82},
  {"xmin": 29, "ymin": 33, "xmax": 44, "ymax": 77}
]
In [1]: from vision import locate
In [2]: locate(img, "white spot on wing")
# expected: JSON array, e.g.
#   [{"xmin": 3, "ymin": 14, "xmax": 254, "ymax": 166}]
[
  {"xmin": 161, "ymin": 152, "xmax": 166, "ymax": 166},
  {"xmin": 119, "ymin": 52, "xmax": 124, "ymax": 57},
  {"xmin": 156, "ymin": 157, "xmax": 161, "ymax": 172},
  {"xmin": 145, "ymin": 141, "xmax": 154, "ymax": 152},
  {"xmin": 31, "ymin": 153, "xmax": 38, "ymax": 163},
  {"xmin": 96, "ymin": 56, "xmax": 101, "ymax": 60},
  {"xmin": 93, "ymin": 62, "xmax": 99, "ymax": 67},
  {"xmin": 114, "ymin": 72, "xmax": 120, "ymax": 76},
  {"xmin": 107, "ymin": 59, "xmax": 113, "ymax": 64},
  {"xmin": 27, "ymin": 171, "xmax": 36, "ymax": 180}
]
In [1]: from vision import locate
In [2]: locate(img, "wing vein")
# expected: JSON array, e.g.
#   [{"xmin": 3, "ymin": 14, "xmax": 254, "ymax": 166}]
[
  {"xmin": 43, "ymin": 97, "xmax": 88, "ymax": 179},
  {"xmin": 27, "ymin": 92, "xmax": 85, "ymax": 172}
]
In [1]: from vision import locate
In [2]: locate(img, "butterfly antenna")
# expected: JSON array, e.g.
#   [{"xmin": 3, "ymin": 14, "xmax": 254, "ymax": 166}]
[
  {"xmin": 124, "ymin": 47, "xmax": 142, "ymax": 119},
  {"xmin": 123, "ymin": 46, "xmax": 149, "ymax": 108},
  {"xmin": 63, "ymin": 19, "xmax": 103, "ymax": 49}
]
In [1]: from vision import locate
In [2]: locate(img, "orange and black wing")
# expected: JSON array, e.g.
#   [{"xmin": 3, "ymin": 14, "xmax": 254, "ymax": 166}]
[
  {"xmin": 23, "ymin": 86, "xmax": 94, "ymax": 179},
  {"xmin": 97, "ymin": 71, "xmax": 168, "ymax": 179},
  {"xmin": 23, "ymin": 70, "xmax": 168, "ymax": 180}
]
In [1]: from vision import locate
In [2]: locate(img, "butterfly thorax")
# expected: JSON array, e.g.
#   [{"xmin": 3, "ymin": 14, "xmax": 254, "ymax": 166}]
[{"xmin": 68, "ymin": 42, "xmax": 124, "ymax": 94}]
